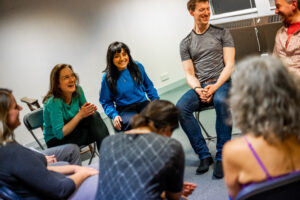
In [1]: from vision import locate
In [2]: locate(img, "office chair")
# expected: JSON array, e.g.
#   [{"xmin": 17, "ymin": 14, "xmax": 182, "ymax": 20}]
[
  {"xmin": 235, "ymin": 171, "xmax": 300, "ymax": 200},
  {"xmin": 22, "ymin": 98, "xmax": 97, "ymax": 164},
  {"xmin": 0, "ymin": 186, "xmax": 21, "ymax": 200}
]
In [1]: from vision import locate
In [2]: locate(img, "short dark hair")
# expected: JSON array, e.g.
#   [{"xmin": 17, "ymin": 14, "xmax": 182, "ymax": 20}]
[{"xmin": 187, "ymin": 0, "xmax": 209, "ymax": 11}]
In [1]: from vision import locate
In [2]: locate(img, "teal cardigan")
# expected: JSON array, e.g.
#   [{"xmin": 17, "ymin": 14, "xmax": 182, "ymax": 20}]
[{"xmin": 43, "ymin": 85, "xmax": 86, "ymax": 142}]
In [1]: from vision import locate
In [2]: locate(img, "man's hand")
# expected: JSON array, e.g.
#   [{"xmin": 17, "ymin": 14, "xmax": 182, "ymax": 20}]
[
  {"xmin": 195, "ymin": 88, "xmax": 209, "ymax": 102},
  {"xmin": 204, "ymin": 84, "xmax": 218, "ymax": 97}
]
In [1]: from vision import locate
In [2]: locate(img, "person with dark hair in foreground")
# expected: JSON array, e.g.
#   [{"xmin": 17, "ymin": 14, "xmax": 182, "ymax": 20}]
[
  {"xmin": 99, "ymin": 41, "xmax": 159, "ymax": 131},
  {"xmin": 43, "ymin": 64, "xmax": 109, "ymax": 150},
  {"xmin": 0, "ymin": 88, "xmax": 98, "ymax": 199},
  {"xmin": 223, "ymin": 56, "xmax": 300, "ymax": 199},
  {"xmin": 96, "ymin": 100, "xmax": 196, "ymax": 200}
]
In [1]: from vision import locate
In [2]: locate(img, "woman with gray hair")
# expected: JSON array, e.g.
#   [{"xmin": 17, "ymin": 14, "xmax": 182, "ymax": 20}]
[{"xmin": 222, "ymin": 56, "xmax": 300, "ymax": 199}]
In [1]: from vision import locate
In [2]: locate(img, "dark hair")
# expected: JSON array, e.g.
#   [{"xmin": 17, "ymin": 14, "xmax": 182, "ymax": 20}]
[
  {"xmin": 43, "ymin": 64, "xmax": 80, "ymax": 103},
  {"xmin": 187, "ymin": 0, "xmax": 209, "ymax": 11},
  {"xmin": 0, "ymin": 88, "xmax": 14, "ymax": 145},
  {"xmin": 104, "ymin": 41, "xmax": 142, "ymax": 95},
  {"xmin": 131, "ymin": 100, "xmax": 179, "ymax": 133}
]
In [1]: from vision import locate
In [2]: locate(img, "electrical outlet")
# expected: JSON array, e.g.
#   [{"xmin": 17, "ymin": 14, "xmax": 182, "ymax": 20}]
[{"xmin": 160, "ymin": 73, "xmax": 169, "ymax": 82}]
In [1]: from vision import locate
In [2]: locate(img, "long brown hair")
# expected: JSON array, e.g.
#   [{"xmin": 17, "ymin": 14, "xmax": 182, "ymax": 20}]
[
  {"xmin": 0, "ymin": 88, "xmax": 14, "ymax": 146},
  {"xmin": 131, "ymin": 100, "xmax": 179, "ymax": 133},
  {"xmin": 43, "ymin": 64, "xmax": 79, "ymax": 103}
]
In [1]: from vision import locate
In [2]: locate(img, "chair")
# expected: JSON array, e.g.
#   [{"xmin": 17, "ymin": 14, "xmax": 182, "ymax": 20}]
[
  {"xmin": 194, "ymin": 105, "xmax": 240, "ymax": 141},
  {"xmin": 194, "ymin": 105, "xmax": 216, "ymax": 141},
  {"xmin": 235, "ymin": 171, "xmax": 300, "ymax": 200},
  {"xmin": 21, "ymin": 97, "xmax": 97, "ymax": 164},
  {"xmin": 0, "ymin": 186, "xmax": 22, "ymax": 200}
]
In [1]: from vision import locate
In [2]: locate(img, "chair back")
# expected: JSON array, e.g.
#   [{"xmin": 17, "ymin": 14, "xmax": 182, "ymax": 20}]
[
  {"xmin": 0, "ymin": 186, "xmax": 22, "ymax": 200},
  {"xmin": 236, "ymin": 171, "xmax": 300, "ymax": 200},
  {"xmin": 23, "ymin": 108, "xmax": 45, "ymax": 150}
]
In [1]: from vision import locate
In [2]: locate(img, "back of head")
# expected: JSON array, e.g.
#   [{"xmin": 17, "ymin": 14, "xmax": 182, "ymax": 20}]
[
  {"xmin": 0, "ymin": 88, "xmax": 14, "ymax": 146},
  {"xmin": 230, "ymin": 56, "xmax": 300, "ymax": 142},
  {"xmin": 187, "ymin": 0, "xmax": 209, "ymax": 11},
  {"xmin": 131, "ymin": 100, "xmax": 179, "ymax": 134}
]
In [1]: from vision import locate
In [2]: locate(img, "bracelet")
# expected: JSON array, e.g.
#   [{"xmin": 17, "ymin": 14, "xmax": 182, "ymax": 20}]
[{"xmin": 193, "ymin": 86, "xmax": 201, "ymax": 91}]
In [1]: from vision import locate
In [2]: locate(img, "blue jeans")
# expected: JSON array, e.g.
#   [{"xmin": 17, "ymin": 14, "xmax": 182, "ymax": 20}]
[{"xmin": 176, "ymin": 81, "xmax": 232, "ymax": 161}]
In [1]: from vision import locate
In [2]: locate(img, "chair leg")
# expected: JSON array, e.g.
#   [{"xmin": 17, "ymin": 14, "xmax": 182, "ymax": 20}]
[
  {"xmin": 88, "ymin": 143, "xmax": 98, "ymax": 165},
  {"xmin": 195, "ymin": 111, "xmax": 216, "ymax": 141},
  {"xmin": 29, "ymin": 130, "xmax": 45, "ymax": 150}
]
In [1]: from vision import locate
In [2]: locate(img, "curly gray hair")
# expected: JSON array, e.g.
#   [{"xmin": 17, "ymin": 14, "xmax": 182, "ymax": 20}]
[{"xmin": 229, "ymin": 56, "xmax": 300, "ymax": 142}]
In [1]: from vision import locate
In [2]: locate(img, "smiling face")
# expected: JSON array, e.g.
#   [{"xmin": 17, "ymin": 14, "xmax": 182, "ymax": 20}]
[
  {"xmin": 275, "ymin": 0, "xmax": 297, "ymax": 24},
  {"xmin": 113, "ymin": 48, "xmax": 129, "ymax": 71},
  {"xmin": 58, "ymin": 67, "xmax": 77, "ymax": 95},
  {"xmin": 190, "ymin": 1, "xmax": 210, "ymax": 26},
  {"xmin": 7, "ymin": 94, "xmax": 22, "ymax": 131}
]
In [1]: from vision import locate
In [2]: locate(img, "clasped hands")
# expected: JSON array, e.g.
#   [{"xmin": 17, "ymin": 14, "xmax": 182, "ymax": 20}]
[
  {"xmin": 196, "ymin": 84, "xmax": 217, "ymax": 103},
  {"xmin": 78, "ymin": 102, "xmax": 97, "ymax": 119}
]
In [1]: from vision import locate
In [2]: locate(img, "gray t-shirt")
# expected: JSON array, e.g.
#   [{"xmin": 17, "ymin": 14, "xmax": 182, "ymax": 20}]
[{"xmin": 180, "ymin": 25, "xmax": 234, "ymax": 84}]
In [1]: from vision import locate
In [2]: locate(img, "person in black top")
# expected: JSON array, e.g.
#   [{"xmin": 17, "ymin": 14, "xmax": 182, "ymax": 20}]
[
  {"xmin": 0, "ymin": 88, "xmax": 98, "ymax": 200},
  {"xmin": 97, "ymin": 100, "xmax": 197, "ymax": 200}
]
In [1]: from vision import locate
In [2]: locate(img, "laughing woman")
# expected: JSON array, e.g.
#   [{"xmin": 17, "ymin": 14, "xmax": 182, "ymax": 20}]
[
  {"xmin": 43, "ymin": 64, "xmax": 109, "ymax": 150},
  {"xmin": 99, "ymin": 42, "xmax": 159, "ymax": 131}
]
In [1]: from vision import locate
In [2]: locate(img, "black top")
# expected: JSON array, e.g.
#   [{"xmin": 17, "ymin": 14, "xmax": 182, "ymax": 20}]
[
  {"xmin": 0, "ymin": 142, "xmax": 75, "ymax": 200},
  {"xmin": 97, "ymin": 133, "xmax": 185, "ymax": 200}
]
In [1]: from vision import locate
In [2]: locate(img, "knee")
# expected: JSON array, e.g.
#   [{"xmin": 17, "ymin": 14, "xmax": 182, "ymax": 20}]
[{"xmin": 63, "ymin": 144, "xmax": 80, "ymax": 155}]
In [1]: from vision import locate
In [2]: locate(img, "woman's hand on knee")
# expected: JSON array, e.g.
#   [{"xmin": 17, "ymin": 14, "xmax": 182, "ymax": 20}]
[
  {"xmin": 78, "ymin": 103, "xmax": 97, "ymax": 119},
  {"xmin": 113, "ymin": 116, "xmax": 122, "ymax": 130}
]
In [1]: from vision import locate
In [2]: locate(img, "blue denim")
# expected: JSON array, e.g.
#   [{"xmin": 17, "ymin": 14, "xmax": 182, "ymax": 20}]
[{"xmin": 176, "ymin": 81, "xmax": 232, "ymax": 161}]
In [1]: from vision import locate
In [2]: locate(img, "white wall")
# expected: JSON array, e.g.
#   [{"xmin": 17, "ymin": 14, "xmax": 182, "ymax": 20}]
[
  {"xmin": 0, "ymin": 0, "xmax": 193, "ymax": 145},
  {"xmin": 0, "ymin": 0, "xmax": 276, "ymax": 145}
]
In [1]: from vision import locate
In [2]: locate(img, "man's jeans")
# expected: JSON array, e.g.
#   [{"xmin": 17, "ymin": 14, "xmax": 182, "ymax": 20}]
[{"xmin": 176, "ymin": 81, "xmax": 232, "ymax": 161}]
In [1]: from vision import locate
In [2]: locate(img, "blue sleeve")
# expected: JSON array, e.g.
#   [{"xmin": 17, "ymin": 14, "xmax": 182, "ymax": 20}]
[
  {"xmin": 137, "ymin": 62, "xmax": 160, "ymax": 100},
  {"xmin": 99, "ymin": 74, "xmax": 119, "ymax": 119},
  {"xmin": 13, "ymin": 145, "xmax": 76, "ymax": 199},
  {"xmin": 78, "ymin": 85, "xmax": 87, "ymax": 107},
  {"xmin": 47, "ymin": 99, "xmax": 65, "ymax": 140}
]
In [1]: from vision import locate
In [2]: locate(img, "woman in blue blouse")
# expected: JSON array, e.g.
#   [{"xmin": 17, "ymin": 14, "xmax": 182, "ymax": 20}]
[
  {"xmin": 43, "ymin": 64, "xmax": 109, "ymax": 150},
  {"xmin": 100, "ymin": 42, "xmax": 159, "ymax": 131}
]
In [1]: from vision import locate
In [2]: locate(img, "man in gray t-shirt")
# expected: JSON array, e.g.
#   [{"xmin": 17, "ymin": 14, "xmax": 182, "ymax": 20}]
[{"xmin": 176, "ymin": 0, "xmax": 235, "ymax": 179}]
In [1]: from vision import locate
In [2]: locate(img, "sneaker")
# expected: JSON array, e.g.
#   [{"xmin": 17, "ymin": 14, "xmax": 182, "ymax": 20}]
[
  {"xmin": 196, "ymin": 157, "xmax": 213, "ymax": 174},
  {"xmin": 213, "ymin": 160, "xmax": 224, "ymax": 179}
]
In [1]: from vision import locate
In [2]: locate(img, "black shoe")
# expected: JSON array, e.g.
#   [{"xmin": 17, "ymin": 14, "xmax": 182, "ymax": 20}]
[
  {"xmin": 213, "ymin": 160, "xmax": 224, "ymax": 179},
  {"xmin": 196, "ymin": 157, "xmax": 213, "ymax": 174}
]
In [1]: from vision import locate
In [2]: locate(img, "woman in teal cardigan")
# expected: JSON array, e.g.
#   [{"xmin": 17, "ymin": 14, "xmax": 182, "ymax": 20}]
[{"xmin": 43, "ymin": 64, "xmax": 109, "ymax": 150}]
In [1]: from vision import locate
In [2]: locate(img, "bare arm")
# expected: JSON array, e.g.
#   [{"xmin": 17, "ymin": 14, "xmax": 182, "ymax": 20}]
[
  {"xmin": 62, "ymin": 102, "xmax": 97, "ymax": 136},
  {"xmin": 223, "ymin": 141, "xmax": 242, "ymax": 199},
  {"xmin": 205, "ymin": 47, "xmax": 235, "ymax": 97},
  {"xmin": 47, "ymin": 165, "xmax": 78, "ymax": 175},
  {"xmin": 47, "ymin": 165, "xmax": 99, "ymax": 189},
  {"xmin": 182, "ymin": 60, "xmax": 207, "ymax": 101}
]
